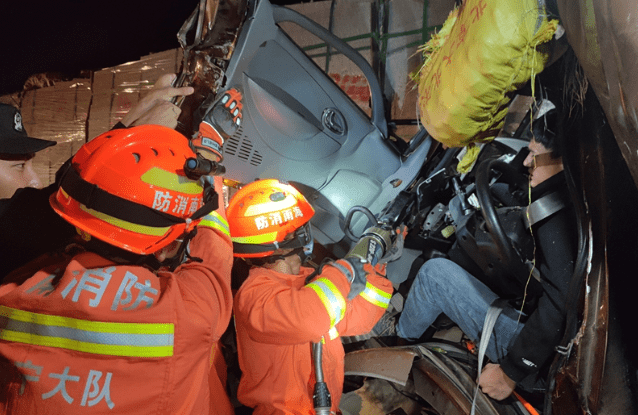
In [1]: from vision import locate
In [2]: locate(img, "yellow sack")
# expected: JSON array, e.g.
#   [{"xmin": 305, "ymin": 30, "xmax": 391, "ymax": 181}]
[{"xmin": 417, "ymin": 0, "xmax": 558, "ymax": 148}]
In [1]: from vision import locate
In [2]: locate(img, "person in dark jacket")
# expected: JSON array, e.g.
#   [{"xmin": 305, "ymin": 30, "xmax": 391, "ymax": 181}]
[
  {"xmin": 377, "ymin": 108, "xmax": 577, "ymax": 401},
  {"xmin": 0, "ymin": 103, "xmax": 56, "ymax": 199}
]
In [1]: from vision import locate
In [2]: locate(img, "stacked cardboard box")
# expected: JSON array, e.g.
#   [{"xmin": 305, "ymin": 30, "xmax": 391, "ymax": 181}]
[{"xmin": 88, "ymin": 49, "xmax": 183, "ymax": 140}]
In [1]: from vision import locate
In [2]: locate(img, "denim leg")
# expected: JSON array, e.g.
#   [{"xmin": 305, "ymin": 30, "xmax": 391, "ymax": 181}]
[{"xmin": 396, "ymin": 258, "xmax": 524, "ymax": 362}]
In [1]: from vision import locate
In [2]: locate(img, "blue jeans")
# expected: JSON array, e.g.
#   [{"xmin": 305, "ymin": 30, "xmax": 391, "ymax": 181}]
[{"xmin": 396, "ymin": 258, "xmax": 524, "ymax": 363}]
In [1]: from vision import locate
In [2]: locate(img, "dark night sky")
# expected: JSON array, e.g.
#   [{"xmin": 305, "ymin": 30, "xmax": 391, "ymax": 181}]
[{"xmin": 0, "ymin": 0, "xmax": 299, "ymax": 96}]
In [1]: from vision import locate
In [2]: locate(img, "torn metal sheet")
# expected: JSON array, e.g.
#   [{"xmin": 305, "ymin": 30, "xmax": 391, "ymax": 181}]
[{"xmin": 173, "ymin": 0, "xmax": 248, "ymax": 137}]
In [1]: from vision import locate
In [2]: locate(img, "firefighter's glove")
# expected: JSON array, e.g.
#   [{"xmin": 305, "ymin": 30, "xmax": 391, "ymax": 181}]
[
  {"xmin": 379, "ymin": 226, "xmax": 407, "ymax": 264},
  {"xmin": 192, "ymin": 121, "xmax": 224, "ymax": 163},
  {"xmin": 213, "ymin": 88, "xmax": 243, "ymax": 132},
  {"xmin": 192, "ymin": 88, "xmax": 243, "ymax": 163},
  {"xmin": 338, "ymin": 258, "xmax": 367, "ymax": 300},
  {"xmin": 345, "ymin": 226, "xmax": 394, "ymax": 264},
  {"xmin": 335, "ymin": 258, "xmax": 385, "ymax": 301}
]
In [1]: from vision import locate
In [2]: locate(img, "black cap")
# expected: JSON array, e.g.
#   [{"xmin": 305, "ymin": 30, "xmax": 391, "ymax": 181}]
[{"xmin": 0, "ymin": 104, "xmax": 56, "ymax": 155}]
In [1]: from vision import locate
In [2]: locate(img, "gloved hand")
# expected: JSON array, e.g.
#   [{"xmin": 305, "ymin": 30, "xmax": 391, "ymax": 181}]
[
  {"xmin": 337, "ymin": 258, "xmax": 386, "ymax": 301},
  {"xmin": 192, "ymin": 121, "xmax": 224, "ymax": 162},
  {"xmin": 339, "ymin": 257, "xmax": 367, "ymax": 300},
  {"xmin": 212, "ymin": 88, "xmax": 243, "ymax": 132},
  {"xmin": 378, "ymin": 226, "xmax": 407, "ymax": 264},
  {"xmin": 191, "ymin": 88, "xmax": 243, "ymax": 162},
  {"xmin": 344, "ymin": 225, "xmax": 394, "ymax": 264},
  {"xmin": 335, "ymin": 224, "xmax": 394, "ymax": 300}
]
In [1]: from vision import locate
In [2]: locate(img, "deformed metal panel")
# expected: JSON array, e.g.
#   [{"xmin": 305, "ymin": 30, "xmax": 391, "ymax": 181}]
[
  {"xmin": 557, "ymin": 0, "xmax": 638, "ymax": 188},
  {"xmin": 411, "ymin": 347, "xmax": 501, "ymax": 415},
  {"xmin": 344, "ymin": 347, "xmax": 417, "ymax": 386},
  {"xmin": 345, "ymin": 345, "xmax": 505, "ymax": 415}
]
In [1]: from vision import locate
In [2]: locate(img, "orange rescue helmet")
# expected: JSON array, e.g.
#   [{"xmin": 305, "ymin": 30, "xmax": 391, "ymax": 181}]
[
  {"xmin": 227, "ymin": 179, "xmax": 315, "ymax": 258},
  {"xmin": 50, "ymin": 125, "xmax": 217, "ymax": 255}
]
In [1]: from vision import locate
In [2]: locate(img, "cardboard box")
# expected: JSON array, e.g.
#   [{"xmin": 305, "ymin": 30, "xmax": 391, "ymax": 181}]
[
  {"xmin": 19, "ymin": 80, "xmax": 92, "ymax": 186},
  {"xmin": 88, "ymin": 49, "xmax": 183, "ymax": 140}
]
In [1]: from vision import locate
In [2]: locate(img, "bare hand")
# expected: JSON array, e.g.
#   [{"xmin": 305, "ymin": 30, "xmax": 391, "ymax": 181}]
[
  {"xmin": 121, "ymin": 73, "xmax": 194, "ymax": 129},
  {"xmin": 478, "ymin": 363, "xmax": 515, "ymax": 401}
]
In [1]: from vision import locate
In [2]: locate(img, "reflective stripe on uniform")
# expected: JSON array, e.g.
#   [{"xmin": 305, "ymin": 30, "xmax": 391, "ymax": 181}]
[
  {"xmin": 327, "ymin": 326, "xmax": 339, "ymax": 341},
  {"xmin": 199, "ymin": 211, "xmax": 230, "ymax": 236},
  {"xmin": 360, "ymin": 281, "xmax": 391, "ymax": 309},
  {"xmin": 307, "ymin": 278, "xmax": 346, "ymax": 329},
  {"xmin": 0, "ymin": 306, "xmax": 174, "ymax": 358},
  {"xmin": 80, "ymin": 205, "xmax": 171, "ymax": 236}
]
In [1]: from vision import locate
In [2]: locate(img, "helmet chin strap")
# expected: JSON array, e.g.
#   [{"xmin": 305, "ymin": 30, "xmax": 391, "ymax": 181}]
[
  {"xmin": 269, "ymin": 236, "xmax": 315, "ymax": 264},
  {"xmin": 252, "ymin": 245, "xmax": 315, "ymax": 267},
  {"xmin": 261, "ymin": 247, "xmax": 304, "ymax": 264},
  {"xmin": 159, "ymin": 228, "xmax": 202, "ymax": 271},
  {"xmin": 299, "ymin": 242, "xmax": 315, "ymax": 264}
]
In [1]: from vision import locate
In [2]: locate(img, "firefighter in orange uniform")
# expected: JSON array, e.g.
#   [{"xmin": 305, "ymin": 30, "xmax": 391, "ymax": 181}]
[
  {"xmin": 0, "ymin": 125, "xmax": 234, "ymax": 414},
  {"xmin": 228, "ymin": 179, "xmax": 397, "ymax": 415}
]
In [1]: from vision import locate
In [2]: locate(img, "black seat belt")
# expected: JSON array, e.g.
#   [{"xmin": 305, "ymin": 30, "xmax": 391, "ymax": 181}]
[{"xmin": 523, "ymin": 192, "xmax": 566, "ymax": 229}]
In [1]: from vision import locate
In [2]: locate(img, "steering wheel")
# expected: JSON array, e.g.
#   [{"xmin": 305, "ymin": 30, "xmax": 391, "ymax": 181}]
[{"xmin": 474, "ymin": 158, "xmax": 528, "ymax": 272}]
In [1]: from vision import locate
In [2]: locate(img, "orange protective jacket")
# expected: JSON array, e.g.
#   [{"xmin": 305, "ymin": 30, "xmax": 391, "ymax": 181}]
[
  {"xmin": 0, "ymin": 198, "xmax": 234, "ymax": 414},
  {"xmin": 234, "ymin": 261, "xmax": 393, "ymax": 415}
]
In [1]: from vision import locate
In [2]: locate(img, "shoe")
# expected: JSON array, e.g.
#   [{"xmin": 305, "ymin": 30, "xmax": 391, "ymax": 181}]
[
  {"xmin": 369, "ymin": 310, "xmax": 399, "ymax": 338},
  {"xmin": 340, "ymin": 310, "xmax": 399, "ymax": 345}
]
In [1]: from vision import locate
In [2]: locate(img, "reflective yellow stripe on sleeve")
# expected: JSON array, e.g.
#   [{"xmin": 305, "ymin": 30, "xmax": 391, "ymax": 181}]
[
  {"xmin": 360, "ymin": 281, "xmax": 391, "ymax": 309},
  {"xmin": 198, "ymin": 211, "xmax": 230, "ymax": 236},
  {"xmin": 328, "ymin": 326, "xmax": 339, "ymax": 340},
  {"xmin": 320, "ymin": 326, "xmax": 340, "ymax": 343},
  {"xmin": 0, "ymin": 306, "xmax": 174, "ymax": 358},
  {"xmin": 307, "ymin": 278, "xmax": 346, "ymax": 329}
]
